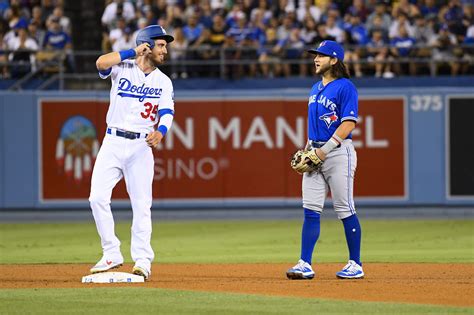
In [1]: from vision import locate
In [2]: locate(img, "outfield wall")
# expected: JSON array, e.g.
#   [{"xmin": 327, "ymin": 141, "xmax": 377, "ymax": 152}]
[{"xmin": 0, "ymin": 87, "xmax": 473, "ymax": 209}]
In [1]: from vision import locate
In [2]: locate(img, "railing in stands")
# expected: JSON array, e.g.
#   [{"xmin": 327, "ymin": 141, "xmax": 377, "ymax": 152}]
[{"xmin": 1, "ymin": 44, "xmax": 473, "ymax": 90}]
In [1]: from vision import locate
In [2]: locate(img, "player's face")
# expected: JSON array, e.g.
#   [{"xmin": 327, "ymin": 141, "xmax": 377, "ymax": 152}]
[
  {"xmin": 313, "ymin": 53, "xmax": 336, "ymax": 75},
  {"xmin": 149, "ymin": 39, "xmax": 168, "ymax": 65}
]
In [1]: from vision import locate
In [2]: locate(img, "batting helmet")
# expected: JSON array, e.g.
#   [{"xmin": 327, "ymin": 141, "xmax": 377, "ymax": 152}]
[
  {"xmin": 308, "ymin": 40, "xmax": 345, "ymax": 61},
  {"xmin": 136, "ymin": 25, "xmax": 174, "ymax": 49}
]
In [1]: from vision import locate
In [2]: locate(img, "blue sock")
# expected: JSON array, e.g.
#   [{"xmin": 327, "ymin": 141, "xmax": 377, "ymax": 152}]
[
  {"xmin": 341, "ymin": 214, "xmax": 362, "ymax": 266},
  {"xmin": 300, "ymin": 208, "xmax": 320, "ymax": 265}
]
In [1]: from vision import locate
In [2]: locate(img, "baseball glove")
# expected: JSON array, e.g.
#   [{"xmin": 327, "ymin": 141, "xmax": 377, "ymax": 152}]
[{"xmin": 290, "ymin": 149, "xmax": 323, "ymax": 174}]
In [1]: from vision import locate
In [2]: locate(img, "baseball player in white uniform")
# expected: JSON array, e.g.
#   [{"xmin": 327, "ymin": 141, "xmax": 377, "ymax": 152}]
[{"xmin": 89, "ymin": 25, "xmax": 175, "ymax": 280}]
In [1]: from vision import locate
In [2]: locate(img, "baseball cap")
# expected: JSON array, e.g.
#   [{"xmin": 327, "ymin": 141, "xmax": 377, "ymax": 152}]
[{"xmin": 308, "ymin": 40, "xmax": 345, "ymax": 61}]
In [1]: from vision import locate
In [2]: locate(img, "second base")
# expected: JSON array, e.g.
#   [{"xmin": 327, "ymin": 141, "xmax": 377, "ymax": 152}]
[{"xmin": 82, "ymin": 272, "xmax": 145, "ymax": 283}]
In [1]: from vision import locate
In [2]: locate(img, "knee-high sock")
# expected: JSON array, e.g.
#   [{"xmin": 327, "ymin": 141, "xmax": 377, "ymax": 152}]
[
  {"xmin": 300, "ymin": 208, "xmax": 320, "ymax": 265},
  {"xmin": 341, "ymin": 214, "xmax": 362, "ymax": 265}
]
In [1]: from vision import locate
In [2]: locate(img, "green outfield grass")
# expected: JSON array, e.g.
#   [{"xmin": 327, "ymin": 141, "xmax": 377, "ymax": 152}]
[
  {"xmin": 0, "ymin": 219, "xmax": 473, "ymax": 314},
  {"xmin": 0, "ymin": 288, "xmax": 472, "ymax": 315},
  {"xmin": 0, "ymin": 219, "xmax": 473, "ymax": 264}
]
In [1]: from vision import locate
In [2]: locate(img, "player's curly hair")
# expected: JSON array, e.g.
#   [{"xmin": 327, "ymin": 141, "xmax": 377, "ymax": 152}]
[{"xmin": 331, "ymin": 60, "xmax": 350, "ymax": 79}]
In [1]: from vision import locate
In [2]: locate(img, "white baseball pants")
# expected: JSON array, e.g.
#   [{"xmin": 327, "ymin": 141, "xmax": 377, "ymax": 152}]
[
  {"xmin": 302, "ymin": 140, "xmax": 357, "ymax": 219},
  {"xmin": 89, "ymin": 133, "xmax": 154, "ymax": 267}
]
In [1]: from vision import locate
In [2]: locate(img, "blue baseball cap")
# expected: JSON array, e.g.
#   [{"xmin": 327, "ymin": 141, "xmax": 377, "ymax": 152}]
[{"xmin": 308, "ymin": 40, "xmax": 345, "ymax": 61}]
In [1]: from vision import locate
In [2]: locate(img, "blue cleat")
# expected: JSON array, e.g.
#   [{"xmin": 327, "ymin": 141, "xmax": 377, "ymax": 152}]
[
  {"xmin": 336, "ymin": 260, "xmax": 364, "ymax": 279},
  {"xmin": 286, "ymin": 259, "xmax": 315, "ymax": 280}
]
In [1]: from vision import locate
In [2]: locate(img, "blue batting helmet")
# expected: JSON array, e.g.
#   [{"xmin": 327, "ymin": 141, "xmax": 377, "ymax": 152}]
[
  {"xmin": 308, "ymin": 40, "xmax": 345, "ymax": 61},
  {"xmin": 136, "ymin": 25, "xmax": 174, "ymax": 49}
]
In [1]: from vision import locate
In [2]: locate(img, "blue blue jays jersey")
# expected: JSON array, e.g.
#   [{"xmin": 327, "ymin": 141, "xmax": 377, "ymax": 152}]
[{"xmin": 307, "ymin": 78, "xmax": 358, "ymax": 141}]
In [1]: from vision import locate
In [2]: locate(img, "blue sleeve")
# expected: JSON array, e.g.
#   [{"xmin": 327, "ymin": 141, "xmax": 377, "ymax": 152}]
[
  {"xmin": 98, "ymin": 68, "xmax": 112, "ymax": 76},
  {"xmin": 339, "ymin": 81, "xmax": 358, "ymax": 122}
]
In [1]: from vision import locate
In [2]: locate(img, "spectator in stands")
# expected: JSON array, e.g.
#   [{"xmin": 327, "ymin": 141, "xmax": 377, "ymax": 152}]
[
  {"xmin": 43, "ymin": 17, "xmax": 74, "ymax": 71},
  {"xmin": 199, "ymin": 1, "xmax": 214, "ymax": 29},
  {"xmin": 429, "ymin": 24, "xmax": 460, "ymax": 75},
  {"xmin": 210, "ymin": 0, "xmax": 226, "ymax": 13},
  {"xmin": 108, "ymin": 16, "xmax": 127, "ymax": 50},
  {"xmin": 112, "ymin": 26, "xmax": 134, "ymax": 52},
  {"xmin": 390, "ymin": 24, "xmax": 417, "ymax": 75},
  {"xmin": 439, "ymin": 0, "xmax": 465, "ymax": 36},
  {"xmin": 343, "ymin": 13, "xmax": 367, "ymax": 77},
  {"xmin": 326, "ymin": 15, "xmax": 344, "ymax": 43},
  {"xmin": 209, "ymin": 14, "xmax": 227, "ymax": 46},
  {"xmin": 367, "ymin": 15, "xmax": 389, "ymax": 40},
  {"xmin": 225, "ymin": 3, "xmax": 245, "ymax": 28},
  {"xmin": 419, "ymin": 0, "xmax": 439, "ymax": 19},
  {"xmin": 28, "ymin": 21, "xmax": 45, "ymax": 48},
  {"xmin": 277, "ymin": 13, "xmax": 296, "ymax": 40},
  {"xmin": 102, "ymin": 0, "xmax": 135, "ymax": 30},
  {"xmin": 389, "ymin": 12, "xmax": 415, "ymax": 39},
  {"xmin": 366, "ymin": 1, "xmax": 391, "ymax": 35},
  {"xmin": 183, "ymin": 12, "xmax": 203, "ymax": 45},
  {"xmin": 47, "ymin": 6, "xmax": 71, "ymax": 35},
  {"xmin": 391, "ymin": 0, "xmax": 420, "ymax": 20},
  {"xmin": 30, "ymin": 6, "xmax": 46, "ymax": 30},
  {"xmin": 170, "ymin": 26, "xmax": 188, "ymax": 79},
  {"xmin": 461, "ymin": 24, "xmax": 474, "ymax": 74},
  {"xmin": 41, "ymin": 0, "xmax": 56, "ymax": 23},
  {"xmin": 296, "ymin": 0, "xmax": 322, "ymax": 24},
  {"xmin": 300, "ymin": 15, "xmax": 318, "ymax": 46},
  {"xmin": 7, "ymin": 22, "xmax": 39, "ymax": 78},
  {"xmin": 273, "ymin": 27, "xmax": 306, "ymax": 77},
  {"xmin": 0, "ymin": 22, "xmax": 9, "ymax": 78},
  {"xmin": 346, "ymin": 0, "xmax": 369, "ymax": 23},
  {"xmin": 412, "ymin": 14, "xmax": 435, "ymax": 44},
  {"xmin": 0, "ymin": 0, "xmax": 9, "ymax": 18},
  {"xmin": 251, "ymin": 0, "xmax": 273, "ymax": 25},
  {"xmin": 258, "ymin": 26, "xmax": 282, "ymax": 78},
  {"xmin": 314, "ymin": 23, "xmax": 336, "ymax": 44},
  {"xmin": 235, "ymin": 32, "xmax": 259, "ymax": 78},
  {"xmin": 367, "ymin": 29, "xmax": 394, "ymax": 78}
]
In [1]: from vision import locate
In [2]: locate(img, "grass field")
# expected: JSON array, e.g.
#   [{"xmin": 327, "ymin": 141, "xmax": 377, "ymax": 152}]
[{"xmin": 1, "ymin": 218, "xmax": 473, "ymax": 314}]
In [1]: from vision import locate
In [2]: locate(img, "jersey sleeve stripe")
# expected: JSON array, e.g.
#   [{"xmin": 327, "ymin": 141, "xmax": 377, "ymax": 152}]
[
  {"xmin": 158, "ymin": 108, "xmax": 174, "ymax": 117},
  {"xmin": 341, "ymin": 116, "xmax": 358, "ymax": 122},
  {"xmin": 98, "ymin": 68, "xmax": 112, "ymax": 79}
]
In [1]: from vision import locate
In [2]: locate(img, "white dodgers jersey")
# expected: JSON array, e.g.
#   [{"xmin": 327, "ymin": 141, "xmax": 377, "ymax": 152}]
[{"xmin": 99, "ymin": 59, "xmax": 174, "ymax": 133}]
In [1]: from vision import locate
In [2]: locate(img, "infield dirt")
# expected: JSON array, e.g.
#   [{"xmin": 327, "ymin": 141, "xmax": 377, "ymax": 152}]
[{"xmin": 1, "ymin": 263, "xmax": 472, "ymax": 307}]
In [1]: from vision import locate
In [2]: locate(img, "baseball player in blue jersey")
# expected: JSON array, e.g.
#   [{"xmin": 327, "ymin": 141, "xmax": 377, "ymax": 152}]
[
  {"xmin": 89, "ymin": 25, "xmax": 175, "ymax": 280},
  {"xmin": 288, "ymin": 40, "xmax": 364, "ymax": 280}
]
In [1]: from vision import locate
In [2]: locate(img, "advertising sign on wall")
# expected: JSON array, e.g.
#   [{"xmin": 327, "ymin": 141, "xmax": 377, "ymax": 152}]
[{"xmin": 39, "ymin": 97, "xmax": 406, "ymax": 203}]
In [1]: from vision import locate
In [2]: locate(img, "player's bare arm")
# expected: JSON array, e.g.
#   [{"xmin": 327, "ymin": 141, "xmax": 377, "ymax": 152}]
[
  {"xmin": 315, "ymin": 120, "xmax": 356, "ymax": 160},
  {"xmin": 96, "ymin": 43, "xmax": 151, "ymax": 70}
]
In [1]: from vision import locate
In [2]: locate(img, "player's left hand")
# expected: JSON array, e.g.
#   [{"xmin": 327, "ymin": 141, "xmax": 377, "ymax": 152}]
[
  {"xmin": 290, "ymin": 149, "xmax": 324, "ymax": 174},
  {"xmin": 315, "ymin": 148, "xmax": 326, "ymax": 161},
  {"xmin": 146, "ymin": 131, "xmax": 163, "ymax": 148}
]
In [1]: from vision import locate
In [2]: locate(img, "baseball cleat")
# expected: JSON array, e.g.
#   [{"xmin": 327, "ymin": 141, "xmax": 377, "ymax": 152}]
[
  {"xmin": 336, "ymin": 260, "xmax": 364, "ymax": 279},
  {"xmin": 132, "ymin": 265, "xmax": 151, "ymax": 280},
  {"xmin": 286, "ymin": 259, "xmax": 315, "ymax": 280},
  {"xmin": 90, "ymin": 256, "xmax": 124, "ymax": 274}
]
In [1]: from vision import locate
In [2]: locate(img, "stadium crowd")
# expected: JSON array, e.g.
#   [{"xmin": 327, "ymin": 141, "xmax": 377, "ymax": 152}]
[
  {"xmin": 1, "ymin": 0, "xmax": 473, "ymax": 80},
  {"xmin": 0, "ymin": 0, "xmax": 74, "ymax": 79},
  {"xmin": 99, "ymin": 0, "xmax": 473, "ymax": 78}
]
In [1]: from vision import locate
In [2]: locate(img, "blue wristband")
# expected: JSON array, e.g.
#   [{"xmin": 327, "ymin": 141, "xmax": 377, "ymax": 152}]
[
  {"xmin": 119, "ymin": 49, "xmax": 136, "ymax": 61},
  {"xmin": 157, "ymin": 125, "xmax": 168, "ymax": 136}
]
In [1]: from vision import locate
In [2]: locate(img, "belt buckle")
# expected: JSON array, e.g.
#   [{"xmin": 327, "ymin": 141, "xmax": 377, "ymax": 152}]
[{"xmin": 124, "ymin": 131, "xmax": 137, "ymax": 139}]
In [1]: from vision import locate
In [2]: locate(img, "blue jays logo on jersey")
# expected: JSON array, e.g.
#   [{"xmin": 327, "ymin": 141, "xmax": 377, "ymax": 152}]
[
  {"xmin": 117, "ymin": 78, "xmax": 162, "ymax": 102},
  {"xmin": 319, "ymin": 111, "xmax": 338, "ymax": 128}
]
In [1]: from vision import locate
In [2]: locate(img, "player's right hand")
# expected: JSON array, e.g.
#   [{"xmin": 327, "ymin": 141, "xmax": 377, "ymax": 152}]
[{"xmin": 135, "ymin": 43, "xmax": 152, "ymax": 56}]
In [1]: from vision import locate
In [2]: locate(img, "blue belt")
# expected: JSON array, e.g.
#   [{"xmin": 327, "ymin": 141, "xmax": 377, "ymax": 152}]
[
  {"xmin": 107, "ymin": 128, "xmax": 147, "ymax": 140},
  {"xmin": 311, "ymin": 140, "xmax": 341, "ymax": 149}
]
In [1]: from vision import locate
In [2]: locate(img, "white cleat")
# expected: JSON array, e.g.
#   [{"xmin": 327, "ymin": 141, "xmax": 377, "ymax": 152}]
[
  {"xmin": 132, "ymin": 265, "xmax": 151, "ymax": 281},
  {"xmin": 90, "ymin": 256, "xmax": 124, "ymax": 274},
  {"xmin": 336, "ymin": 260, "xmax": 364, "ymax": 279}
]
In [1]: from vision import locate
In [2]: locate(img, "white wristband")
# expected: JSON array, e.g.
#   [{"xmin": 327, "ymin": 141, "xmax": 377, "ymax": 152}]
[{"xmin": 320, "ymin": 135, "xmax": 343, "ymax": 155}]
